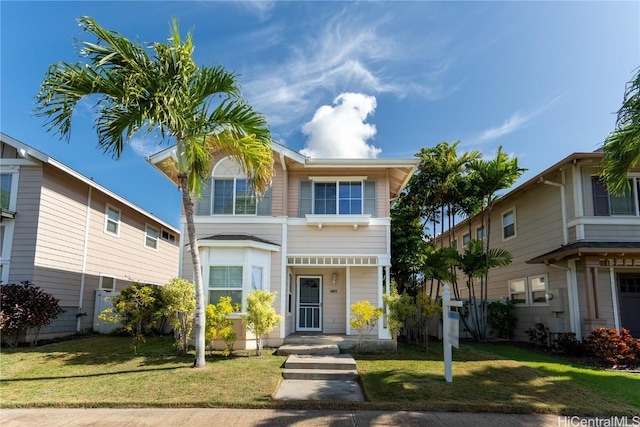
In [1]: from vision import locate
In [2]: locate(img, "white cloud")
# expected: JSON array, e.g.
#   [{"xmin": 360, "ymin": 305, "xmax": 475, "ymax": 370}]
[
  {"xmin": 243, "ymin": 10, "xmax": 449, "ymax": 128},
  {"xmin": 477, "ymin": 93, "xmax": 565, "ymax": 143},
  {"xmin": 479, "ymin": 112, "xmax": 528, "ymax": 142},
  {"xmin": 129, "ymin": 136, "xmax": 161, "ymax": 158},
  {"xmin": 300, "ymin": 92, "xmax": 381, "ymax": 159}
]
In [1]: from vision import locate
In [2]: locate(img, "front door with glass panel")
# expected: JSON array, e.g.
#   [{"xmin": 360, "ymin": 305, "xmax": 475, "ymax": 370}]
[{"xmin": 297, "ymin": 276, "xmax": 322, "ymax": 331}]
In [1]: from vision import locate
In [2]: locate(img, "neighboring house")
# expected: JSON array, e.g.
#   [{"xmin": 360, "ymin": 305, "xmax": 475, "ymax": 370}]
[
  {"xmin": 0, "ymin": 133, "xmax": 180, "ymax": 340},
  {"xmin": 149, "ymin": 142, "xmax": 418, "ymax": 348},
  {"xmin": 439, "ymin": 151, "xmax": 640, "ymax": 340}
]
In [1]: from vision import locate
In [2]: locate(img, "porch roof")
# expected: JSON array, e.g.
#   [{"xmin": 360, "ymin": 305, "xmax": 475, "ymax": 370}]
[{"xmin": 526, "ymin": 241, "xmax": 640, "ymax": 264}]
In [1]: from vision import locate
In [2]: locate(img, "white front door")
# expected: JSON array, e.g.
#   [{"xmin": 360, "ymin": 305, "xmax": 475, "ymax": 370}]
[{"xmin": 297, "ymin": 276, "xmax": 322, "ymax": 331}]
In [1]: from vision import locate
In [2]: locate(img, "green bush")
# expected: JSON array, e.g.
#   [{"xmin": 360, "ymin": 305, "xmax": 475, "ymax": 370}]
[
  {"xmin": 350, "ymin": 300, "xmax": 383, "ymax": 353},
  {"xmin": 99, "ymin": 283, "xmax": 162, "ymax": 353},
  {"xmin": 242, "ymin": 290, "xmax": 282, "ymax": 356},
  {"xmin": 0, "ymin": 281, "xmax": 64, "ymax": 346},
  {"xmin": 526, "ymin": 322, "xmax": 550, "ymax": 348},
  {"xmin": 160, "ymin": 278, "xmax": 196, "ymax": 355},
  {"xmin": 552, "ymin": 332, "xmax": 585, "ymax": 356},
  {"xmin": 487, "ymin": 299, "xmax": 517, "ymax": 339},
  {"xmin": 206, "ymin": 296, "xmax": 239, "ymax": 356},
  {"xmin": 585, "ymin": 328, "xmax": 640, "ymax": 366}
]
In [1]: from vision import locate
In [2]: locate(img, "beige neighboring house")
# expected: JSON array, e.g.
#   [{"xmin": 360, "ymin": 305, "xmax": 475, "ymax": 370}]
[
  {"xmin": 0, "ymin": 133, "xmax": 180, "ymax": 340},
  {"xmin": 439, "ymin": 151, "xmax": 640, "ymax": 340},
  {"xmin": 149, "ymin": 142, "xmax": 418, "ymax": 348}
]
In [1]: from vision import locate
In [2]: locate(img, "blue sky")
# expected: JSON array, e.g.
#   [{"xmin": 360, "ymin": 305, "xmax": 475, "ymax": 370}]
[{"xmin": 1, "ymin": 1, "xmax": 638, "ymax": 229}]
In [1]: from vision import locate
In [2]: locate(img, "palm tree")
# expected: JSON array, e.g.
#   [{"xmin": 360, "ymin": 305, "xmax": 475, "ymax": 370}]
[
  {"xmin": 34, "ymin": 16, "xmax": 273, "ymax": 368},
  {"xmin": 601, "ymin": 68, "xmax": 640, "ymax": 196},
  {"xmin": 467, "ymin": 147, "xmax": 524, "ymax": 340}
]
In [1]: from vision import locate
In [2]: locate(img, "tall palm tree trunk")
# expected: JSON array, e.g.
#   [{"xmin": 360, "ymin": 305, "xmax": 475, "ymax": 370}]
[{"xmin": 178, "ymin": 172, "xmax": 206, "ymax": 368}]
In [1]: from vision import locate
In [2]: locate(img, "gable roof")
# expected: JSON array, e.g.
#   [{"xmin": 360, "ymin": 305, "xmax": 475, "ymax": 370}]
[
  {"xmin": 0, "ymin": 133, "xmax": 179, "ymax": 234},
  {"xmin": 147, "ymin": 140, "xmax": 419, "ymax": 199}
]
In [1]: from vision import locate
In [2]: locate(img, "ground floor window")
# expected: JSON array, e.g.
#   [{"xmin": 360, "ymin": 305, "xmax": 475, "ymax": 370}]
[
  {"xmin": 209, "ymin": 266, "xmax": 243, "ymax": 309},
  {"xmin": 508, "ymin": 274, "xmax": 548, "ymax": 306}
]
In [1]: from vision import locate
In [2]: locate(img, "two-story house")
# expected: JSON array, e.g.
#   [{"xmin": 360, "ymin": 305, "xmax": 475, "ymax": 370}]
[
  {"xmin": 149, "ymin": 142, "xmax": 418, "ymax": 348},
  {"xmin": 440, "ymin": 151, "xmax": 640, "ymax": 340},
  {"xmin": 0, "ymin": 133, "xmax": 180, "ymax": 340}
]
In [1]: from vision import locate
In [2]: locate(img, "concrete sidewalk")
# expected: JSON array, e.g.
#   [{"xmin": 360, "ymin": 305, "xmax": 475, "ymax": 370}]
[{"xmin": 1, "ymin": 408, "xmax": 563, "ymax": 426}]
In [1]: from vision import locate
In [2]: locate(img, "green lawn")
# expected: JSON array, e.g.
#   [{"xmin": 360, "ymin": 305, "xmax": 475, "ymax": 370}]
[{"xmin": 1, "ymin": 335, "xmax": 638, "ymax": 416}]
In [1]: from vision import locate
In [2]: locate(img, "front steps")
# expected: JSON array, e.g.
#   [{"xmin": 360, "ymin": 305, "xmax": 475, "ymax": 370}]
[
  {"xmin": 282, "ymin": 354, "xmax": 358, "ymax": 380},
  {"xmin": 273, "ymin": 344, "xmax": 364, "ymax": 401}
]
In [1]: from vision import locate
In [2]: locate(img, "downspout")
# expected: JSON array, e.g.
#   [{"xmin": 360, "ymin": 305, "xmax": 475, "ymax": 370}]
[
  {"xmin": 546, "ymin": 259, "xmax": 581, "ymax": 340},
  {"xmin": 609, "ymin": 266, "xmax": 621, "ymax": 332},
  {"xmin": 542, "ymin": 178, "xmax": 568, "ymax": 246},
  {"xmin": 77, "ymin": 186, "xmax": 92, "ymax": 332}
]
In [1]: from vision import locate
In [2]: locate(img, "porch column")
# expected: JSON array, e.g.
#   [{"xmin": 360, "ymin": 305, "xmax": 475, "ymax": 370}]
[
  {"xmin": 345, "ymin": 266, "xmax": 351, "ymax": 335},
  {"xmin": 378, "ymin": 265, "xmax": 391, "ymax": 339},
  {"xmin": 609, "ymin": 266, "xmax": 621, "ymax": 332},
  {"xmin": 567, "ymin": 259, "xmax": 582, "ymax": 341}
]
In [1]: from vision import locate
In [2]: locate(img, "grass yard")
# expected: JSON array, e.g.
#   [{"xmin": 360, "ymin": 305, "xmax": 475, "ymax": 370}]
[
  {"xmin": 354, "ymin": 342, "xmax": 640, "ymax": 416},
  {"xmin": 1, "ymin": 335, "xmax": 638, "ymax": 416}
]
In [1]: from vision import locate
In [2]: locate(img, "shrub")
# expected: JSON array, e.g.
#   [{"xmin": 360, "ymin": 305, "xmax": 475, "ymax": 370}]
[
  {"xmin": 415, "ymin": 292, "xmax": 440, "ymax": 354},
  {"xmin": 99, "ymin": 283, "xmax": 162, "ymax": 353},
  {"xmin": 553, "ymin": 332, "xmax": 585, "ymax": 356},
  {"xmin": 585, "ymin": 328, "xmax": 640, "ymax": 366},
  {"xmin": 526, "ymin": 322, "xmax": 550, "ymax": 348},
  {"xmin": 160, "ymin": 278, "xmax": 196, "ymax": 355},
  {"xmin": 205, "ymin": 296, "xmax": 239, "ymax": 356},
  {"xmin": 487, "ymin": 299, "xmax": 517, "ymax": 339},
  {"xmin": 350, "ymin": 300, "xmax": 383, "ymax": 353},
  {"xmin": 0, "ymin": 281, "xmax": 64, "ymax": 346},
  {"xmin": 242, "ymin": 290, "xmax": 282, "ymax": 356},
  {"xmin": 382, "ymin": 283, "xmax": 416, "ymax": 352}
]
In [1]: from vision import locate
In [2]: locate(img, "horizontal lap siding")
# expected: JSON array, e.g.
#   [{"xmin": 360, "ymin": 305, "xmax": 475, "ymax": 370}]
[
  {"xmin": 584, "ymin": 224, "xmax": 640, "ymax": 242},
  {"xmin": 34, "ymin": 166, "xmax": 179, "ymax": 332},
  {"xmin": 287, "ymin": 169, "xmax": 390, "ymax": 218},
  {"xmin": 350, "ymin": 266, "xmax": 379, "ymax": 336},
  {"xmin": 288, "ymin": 225, "xmax": 386, "ymax": 254},
  {"xmin": 8, "ymin": 166, "xmax": 42, "ymax": 283},
  {"xmin": 270, "ymin": 159, "xmax": 285, "ymax": 216}
]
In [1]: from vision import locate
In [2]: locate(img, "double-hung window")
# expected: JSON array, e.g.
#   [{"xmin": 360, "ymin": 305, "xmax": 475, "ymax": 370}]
[
  {"xmin": 508, "ymin": 274, "xmax": 548, "ymax": 306},
  {"xmin": 476, "ymin": 225, "xmax": 485, "ymax": 240},
  {"xmin": 104, "ymin": 205, "xmax": 121, "ymax": 237},
  {"xmin": 145, "ymin": 225, "xmax": 159, "ymax": 250},
  {"xmin": 592, "ymin": 176, "xmax": 640, "ymax": 216},
  {"xmin": 462, "ymin": 233, "xmax": 471, "ymax": 246},
  {"xmin": 0, "ymin": 173, "xmax": 13, "ymax": 211},
  {"xmin": 502, "ymin": 208, "xmax": 516, "ymax": 240},
  {"xmin": 300, "ymin": 179, "xmax": 376, "ymax": 216},
  {"xmin": 209, "ymin": 266, "xmax": 243, "ymax": 309}
]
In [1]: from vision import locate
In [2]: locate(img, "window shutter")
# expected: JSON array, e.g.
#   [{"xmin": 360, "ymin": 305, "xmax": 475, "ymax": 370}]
[
  {"xmin": 364, "ymin": 180, "xmax": 377, "ymax": 217},
  {"xmin": 591, "ymin": 176, "xmax": 610, "ymax": 216},
  {"xmin": 299, "ymin": 180, "xmax": 312, "ymax": 217},
  {"xmin": 196, "ymin": 178, "xmax": 212, "ymax": 215},
  {"xmin": 257, "ymin": 187, "xmax": 272, "ymax": 216}
]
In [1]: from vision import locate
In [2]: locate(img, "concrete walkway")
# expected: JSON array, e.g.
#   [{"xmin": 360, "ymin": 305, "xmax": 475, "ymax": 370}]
[{"xmin": 1, "ymin": 408, "xmax": 563, "ymax": 426}]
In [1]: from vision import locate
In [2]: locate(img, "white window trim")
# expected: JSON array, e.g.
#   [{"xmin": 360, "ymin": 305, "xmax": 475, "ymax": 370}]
[
  {"xmin": 476, "ymin": 225, "xmax": 485, "ymax": 240},
  {"xmin": 508, "ymin": 274, "xmax": 549, "ymax": 307},
  {"xmin": 0, "ymin": 168, "xmax": 20, "ymax": 212},
  {"xmin": 311, "ymin": 179, "xmax": 365, "ymax": 216},
  {"xmin": 0, "ymin": 221, "xmax": 14, "ymax": 284},
  {"xmin": 99, "ymin": 274, "xmax": 117, "ymax": 291},
  {"xmin": 144, "ymin": 224, "xmax": 159, "ymax": 251},
  {"xmin": 208, "ymin": 264, "xmax": 244, "ymax": 311},
  {"xmin": 210, "ymin": 178, "xmax": 258, "ymax": 216},
  {"xmin": 508, "ymin": 277, "xmax": 528, "ymax": 306},
  {"xmin": 529, "ymin": 274, "xmax": 549, "ymax": 307},
  {"xmin": 462, "ymin": 233, "xmax": 471, "ymax": 246},
  {"xmin": 501, "ymin": 207, "xmax": 517, "ymax": 241},
  {"xmin": 104, "ymin": 204, "xmax": 121, "ymax": 237}
]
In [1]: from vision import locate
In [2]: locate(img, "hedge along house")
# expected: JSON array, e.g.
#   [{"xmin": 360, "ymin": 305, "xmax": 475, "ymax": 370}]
[
  {"xmin": 0, "ymin": 133, "xmax": 180, "ymax": 340},
  {"xmin": 436, "ymin": 151, "xmax": 640, "ymax": 341},
  {"xmin": 148, "ymin": 141, "xmax": 418, "ymax": 349}
]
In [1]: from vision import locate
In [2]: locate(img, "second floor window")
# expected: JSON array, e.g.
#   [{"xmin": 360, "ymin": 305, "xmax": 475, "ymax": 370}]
[
  {"xmin": 145, "ymin": 225, "xmax": 159, "ymax": 250},
  {"xmin": 300, "ymin": 179, "xmax": 376, "ymax": 216},
  {"xmin": 592, "ymin": 176, "xmax": 640, "ymax": 216},
  {"xmin": 0, "ymin": 173, "xmax": 13, "ymax": 211},
  {"xmin": 502, "ymin": 208, "xmax": 516, "ymax": 240},
  {"xmin": 105, "ymin": 205, "xmax": 121, "ymax": 236}
]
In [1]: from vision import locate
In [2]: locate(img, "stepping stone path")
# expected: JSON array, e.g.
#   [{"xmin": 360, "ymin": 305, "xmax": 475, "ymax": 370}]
[{"xmin": 273, "ymin": 344, "xmax": 364, "ymax": 401}]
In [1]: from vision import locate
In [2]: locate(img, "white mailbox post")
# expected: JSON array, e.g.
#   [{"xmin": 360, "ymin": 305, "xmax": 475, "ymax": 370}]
[{"xmin": 442, "ymin": 284, "xmax": 462, "ymax": 382}]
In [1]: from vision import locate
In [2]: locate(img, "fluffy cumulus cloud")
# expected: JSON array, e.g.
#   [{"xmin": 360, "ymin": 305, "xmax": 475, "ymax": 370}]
[{"xmin": 300, "ymin": 92, "xmax": 381, "ymax": 158}]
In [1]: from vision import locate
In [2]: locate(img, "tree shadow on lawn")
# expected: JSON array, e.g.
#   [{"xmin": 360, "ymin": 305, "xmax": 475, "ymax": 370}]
[{"xmin": 356, "ymin": 352, "xmax": 640, "ymax": 416}]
